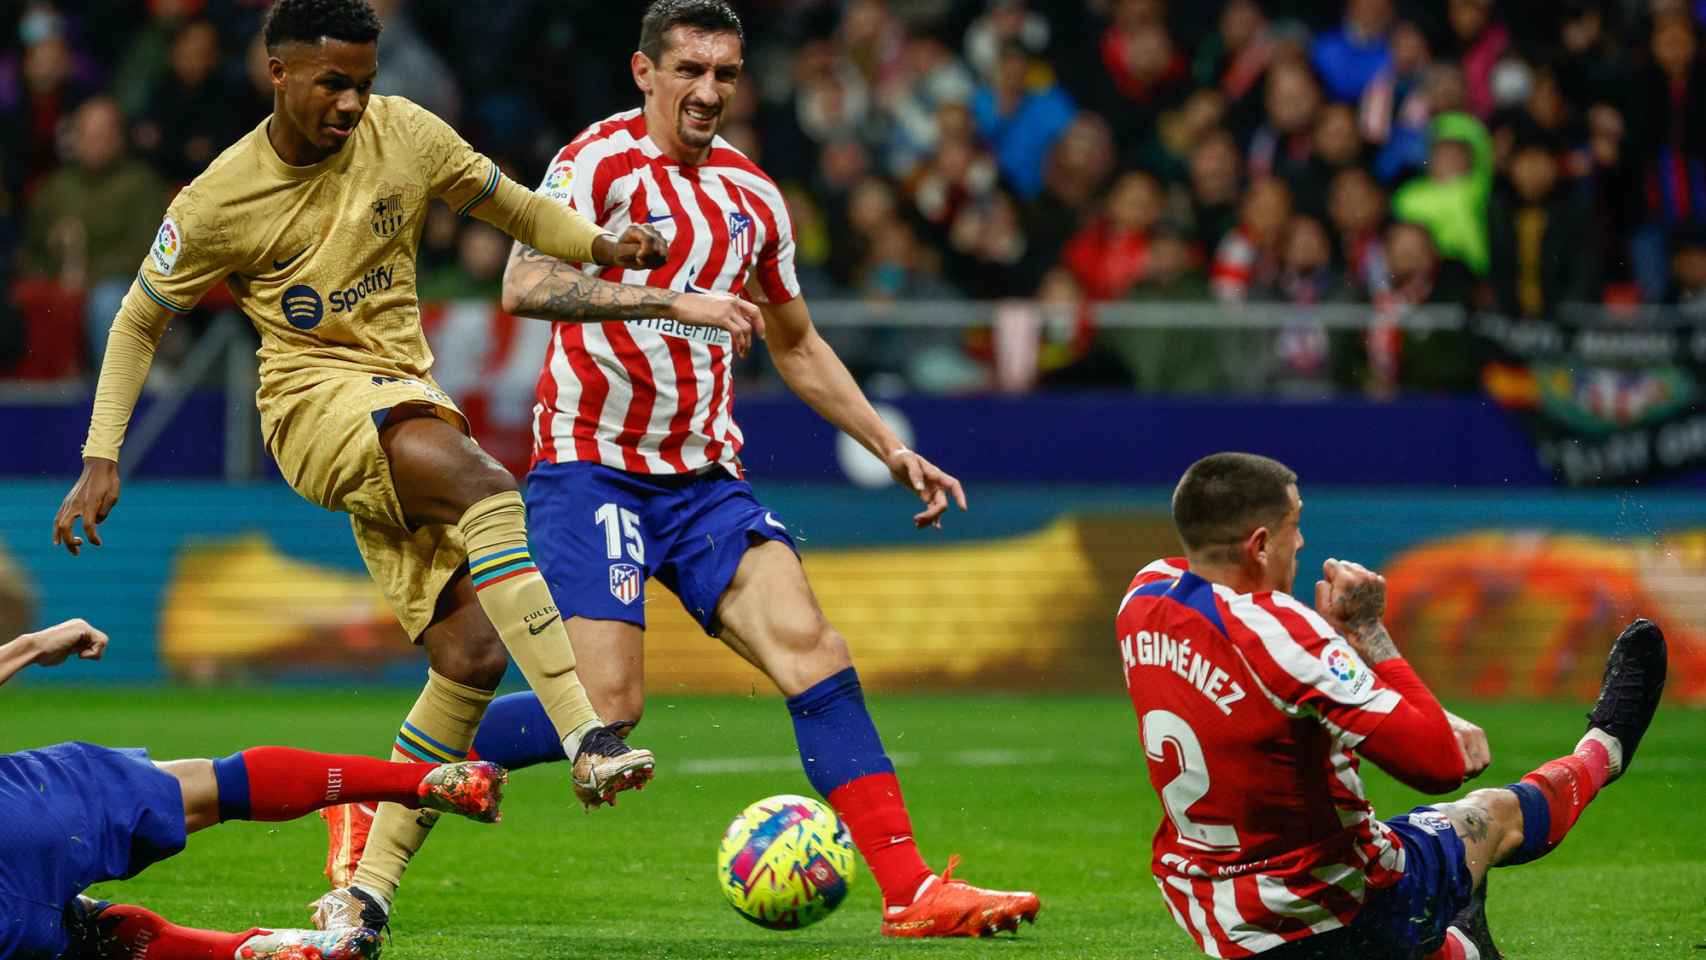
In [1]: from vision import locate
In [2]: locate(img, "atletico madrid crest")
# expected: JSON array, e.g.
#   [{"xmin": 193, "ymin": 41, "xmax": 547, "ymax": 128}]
[{"xmin": 609, "ymin": 563, "xmax": 641, "ymax": 605}]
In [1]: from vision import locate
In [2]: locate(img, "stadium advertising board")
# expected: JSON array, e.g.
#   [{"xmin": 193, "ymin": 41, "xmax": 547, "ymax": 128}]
[{"xmin": 1, "ymin": 481, "xmax": 1701, "ymax": 704}]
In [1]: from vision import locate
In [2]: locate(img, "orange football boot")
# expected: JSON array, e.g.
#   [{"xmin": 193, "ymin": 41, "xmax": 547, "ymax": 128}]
[
  {"xmin": 879, "ymin": 855, "xmax": 1041, "ymax": 938},
  {"xmin": 318, "ymin": 802, "xmax": 375, "ymax": 889}
]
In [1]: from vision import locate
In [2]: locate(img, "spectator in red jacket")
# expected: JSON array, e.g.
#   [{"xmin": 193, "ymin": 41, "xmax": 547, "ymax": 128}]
[{"xmin": 1062, "ymin": 170, "xmax": 1165, "ymax": 300}]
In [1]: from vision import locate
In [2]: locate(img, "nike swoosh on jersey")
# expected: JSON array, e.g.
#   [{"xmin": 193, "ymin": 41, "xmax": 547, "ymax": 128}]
[
  {"xmin": 645, "ymin": 213, "xmax": 674, "ymax": 223},
  {"xmin": 764, "ymin": 513, "xmax": 787, "ymax": 531},
  {"xmin": 273, "ymin": 245, "xmax": 311, "ymax": 271},
  {"xmin": 527, "ymin": 613, "xmax": 561, "ymax": 636}
]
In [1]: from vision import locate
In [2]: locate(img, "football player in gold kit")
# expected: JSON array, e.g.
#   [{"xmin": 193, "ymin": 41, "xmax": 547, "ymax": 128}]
[{"xmin": 47, "ymin": 0, "xmax": 756, "ymax": 935}]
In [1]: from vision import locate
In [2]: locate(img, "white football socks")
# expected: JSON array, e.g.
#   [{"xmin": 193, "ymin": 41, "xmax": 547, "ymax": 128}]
[
  {"xmin": 561, "ymin": 718, "xmax": 600, "ymax": 761},
  {"xmin": 1579, "ymin": 727, "xmax": 1623, "ymax": 778}
]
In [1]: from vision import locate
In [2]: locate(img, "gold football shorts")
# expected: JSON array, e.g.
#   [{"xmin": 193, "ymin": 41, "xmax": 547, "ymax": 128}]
[{"xmin": 262, "ymin": 371, "xmax": 470, "ymax": 641}]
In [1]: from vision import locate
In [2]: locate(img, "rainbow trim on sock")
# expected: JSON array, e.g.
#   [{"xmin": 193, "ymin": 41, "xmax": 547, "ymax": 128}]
[
  {"xmin": 469, "ymin": 545, "xmax": 537, "ymax": 591},
  {"xmin": 394, "ymin": 720, "xmax": 467, "ymax": 763}
]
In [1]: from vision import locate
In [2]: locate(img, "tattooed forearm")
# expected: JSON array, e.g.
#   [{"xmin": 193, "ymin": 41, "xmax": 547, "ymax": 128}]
[
  {"xmin": 504, "ymin": 244, "xmax": 679, "ymax": 322},
  {"xmin": 1344, "ymin": 620, "xmax": 1401, "ymax": 664}
]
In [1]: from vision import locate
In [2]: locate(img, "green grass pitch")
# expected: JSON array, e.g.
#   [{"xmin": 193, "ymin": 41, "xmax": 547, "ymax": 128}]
[{"xmin": 3, "ymin": 688, "xmax": 1701, "ymax": 958}]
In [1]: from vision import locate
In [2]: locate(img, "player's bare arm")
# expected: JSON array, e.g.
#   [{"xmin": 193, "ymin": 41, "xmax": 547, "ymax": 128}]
[
  {"xmin": 758, "ymin": 295, "xmax": 966, "ymax": 529},
  {"xmin": 0, "ymin": 618, "xmax": 109, "ymax": 686},
  {"xmin": 500, "ymin": 238, "xmax": 763, "ymax": 356}
]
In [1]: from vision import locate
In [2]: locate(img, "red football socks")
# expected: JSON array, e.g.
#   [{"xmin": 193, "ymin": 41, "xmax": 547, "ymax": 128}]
[
  {"xmin": 94, "ymin": 904, "xmax": 259, "ymax": 960},
  {"xmin": 1423, "ymin": 928, "xmax": 1473, "ymax": 960},
  {"xmin": 216, "ymin": 747, "xmax": 437, "ymax": 822},
  {"xmin": 827, "ymin": 772, "xmax": 935, "ymax": 909},
  {"xmin": 1520, "ymin": 738, "xmax": 1612, "ymax": 849}
]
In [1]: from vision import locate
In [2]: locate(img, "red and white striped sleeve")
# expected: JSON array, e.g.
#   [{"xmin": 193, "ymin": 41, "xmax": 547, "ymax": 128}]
[{"xmin": 1214, "ymin": 587, "xmax": 1401, "ymax": 746}]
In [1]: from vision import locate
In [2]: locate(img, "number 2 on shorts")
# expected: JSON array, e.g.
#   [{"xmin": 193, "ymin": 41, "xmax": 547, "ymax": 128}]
[{"xmin": 594, "ymin": 503, "xmax": 645, "ymax": 564}]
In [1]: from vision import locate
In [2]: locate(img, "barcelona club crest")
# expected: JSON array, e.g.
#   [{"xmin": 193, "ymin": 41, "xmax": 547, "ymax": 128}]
[
  {"xmin": 370, "ymin": 193, "xmax": 405, "ymax": 238},
  {"xmin": 609, "ymin": 563, "xmax": 641, "ymax": 605}
]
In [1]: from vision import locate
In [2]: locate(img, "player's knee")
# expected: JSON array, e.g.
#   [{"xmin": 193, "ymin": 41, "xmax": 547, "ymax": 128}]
[
  {"xmin": 431, "ymin": 629, "xmax": 509, "ymax": 690},
  {"xmin": 461, "ymin": 455, "xmax": 518, "ymax": 504}
]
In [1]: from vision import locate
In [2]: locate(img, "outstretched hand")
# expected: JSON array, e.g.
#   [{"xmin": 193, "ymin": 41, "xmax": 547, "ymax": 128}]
[
  {"xmin": 885, "ymin": 447, "xmax": 967, "ymax": 529},
  {"xmin": 26, "ymin": 618, "xmax": 109, "ymax": 668},
  {"xmin": 52, "ymin": 457, "xmax": 120, "ymax": 556}
]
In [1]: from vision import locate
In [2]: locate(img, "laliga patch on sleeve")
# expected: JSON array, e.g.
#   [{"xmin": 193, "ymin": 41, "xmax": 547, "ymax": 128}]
[
  {"xmin": 149, "ymin": 216, "xmax": 182, "ymax": 276},
  {"xmin": 539, "ymin": 159, "xmax": 575, "ymax": 203},
  {"xmin": 1321, "ymin": 639, "xmax": 1376, "ymax": 700}
]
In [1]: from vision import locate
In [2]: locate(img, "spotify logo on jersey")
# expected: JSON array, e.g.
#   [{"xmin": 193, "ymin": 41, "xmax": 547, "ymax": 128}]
[{"xmin": 283, "ymin": 284, "xmax": 324, "ymax": 329}]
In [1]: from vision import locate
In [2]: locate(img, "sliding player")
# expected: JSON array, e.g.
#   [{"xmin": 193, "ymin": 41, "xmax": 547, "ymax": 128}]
[
  {"xmin": 320, "ymin": 0, "xmax": 1039, "ymax": 938},
  {"xmin": 0, "ymin": 618, "xmax": 504, "ymax": 960},
  {"xmin": 1118, "ymin": 452, "xmax": 1666, "ymax": 958},
  {"xmin": 48, "ymin": 0, "xmax": 667, "ymax": 935}
]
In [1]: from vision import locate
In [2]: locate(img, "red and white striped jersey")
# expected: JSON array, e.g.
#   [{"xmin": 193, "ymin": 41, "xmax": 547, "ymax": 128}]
[
  {"xmin": 1116, "ymin": 558, "xmax": 1407, "ymax": 958},
  {"xmin": 528, "ymin": 109, "xmax": 800, "ymax": 474}
]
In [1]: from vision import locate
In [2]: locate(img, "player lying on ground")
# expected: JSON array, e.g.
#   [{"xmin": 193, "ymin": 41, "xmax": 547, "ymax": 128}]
[
  {"xmin": 0, "ymin": 619, "xmax": 506, "ymax": 960},
  {"xmin": 315, "ymin": 0, "xmax": 1039, "ymax": 938},
  {"xmin": 1117, "ymin": 452, "xmax": 1667, "ymax": 959},
  {"xmin": 47, "ymin": 0, "xmax": 686, "ymax": 934}
]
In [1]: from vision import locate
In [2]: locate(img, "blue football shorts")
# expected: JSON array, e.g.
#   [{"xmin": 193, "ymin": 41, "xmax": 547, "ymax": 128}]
[
  {"xmin": 1258, "ymin": 805, "xmax": 1475, "ymax": 960},
  {"xmin": 0, "ymin": 742, "xmax": 186, "ymax": 959},
  {"xmin": 525, "ymin": 461, "xmax": 797, "ymax": 634}
]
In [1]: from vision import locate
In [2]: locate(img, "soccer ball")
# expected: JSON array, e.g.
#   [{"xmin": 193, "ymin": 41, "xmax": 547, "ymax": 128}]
[{"xmin": 715, "ymin": 794, "xmax": 857, "ymax": 930}]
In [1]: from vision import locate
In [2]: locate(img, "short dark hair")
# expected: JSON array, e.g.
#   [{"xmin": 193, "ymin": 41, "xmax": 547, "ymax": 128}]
[
  {"xmin": 639, "ymin": 0, "xmax": 744, "ymax": 63},
  {"xmin": 1171, "ymin": 453, "xmax": 1298, "ymax": 555},
  {"xmin": 263, "ymin": 0, "xmax": 382, "ymax": 52}
]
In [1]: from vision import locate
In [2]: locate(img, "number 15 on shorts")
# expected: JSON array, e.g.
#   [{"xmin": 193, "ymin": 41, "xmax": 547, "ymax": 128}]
[{"xmin": 595, "ymin": 503, "xmax": 645, "ymax": 564}]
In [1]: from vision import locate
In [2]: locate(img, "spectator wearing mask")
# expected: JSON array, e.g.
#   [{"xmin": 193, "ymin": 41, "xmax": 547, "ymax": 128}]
[
  {"xmin": 19, "ymin": 96, "xmax": 166, "ymax": 367},
  {"xmin": 1488, "ymin": 137, "xmax": 1600, "ymax": 317},
  {"xmin": 1213, "ymin": 175, "xmax": 1292, "ymax": 302},
  {"xmin": 971, "ymin": 42, "xmax": 1075, "ymax": 199},
  {"xmin": 1311, "ymin": 0, "xmax": 1396, "ymax": 104},
  {"xmin": 1392, "ymin": 111, "xmax": 1494, "ymax": 274},
  {"xmin": 1061, "ymin": 171, "xmax": 1165, "ymax": 300}
]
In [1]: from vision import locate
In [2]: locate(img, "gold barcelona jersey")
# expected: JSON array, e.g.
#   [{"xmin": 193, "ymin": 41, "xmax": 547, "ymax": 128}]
[{"xmin": 84, "ymin": 95, "xmax": 604, "ymax": 461}]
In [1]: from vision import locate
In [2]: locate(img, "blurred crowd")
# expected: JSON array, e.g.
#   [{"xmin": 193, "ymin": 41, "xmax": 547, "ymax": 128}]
[{"xmin": 2, "ymin": 0, "xmax": 1704, "ymax": 394}]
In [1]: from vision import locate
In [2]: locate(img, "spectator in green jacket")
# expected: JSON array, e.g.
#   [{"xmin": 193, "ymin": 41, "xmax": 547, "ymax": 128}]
[
  {"xmin": 1391, "ymin": 110, "xmax": 1492, "ymax": 274},
  {"xmin": 20, "ymin": 96, "xmax": 168, "ymax": 366}
]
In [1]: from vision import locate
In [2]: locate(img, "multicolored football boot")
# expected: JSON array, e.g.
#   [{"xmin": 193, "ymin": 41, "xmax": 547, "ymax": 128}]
[
  {"xmin": 571, "ymin": 725, "xmax": 655, "ymax": 809},
  {"xmin": 236, "ymin": 926, "xmax": 382, "ymax": 960},
  {"xmin": 417, "ymin": 759, "xmax": 507, "ymax": 823}
]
